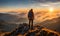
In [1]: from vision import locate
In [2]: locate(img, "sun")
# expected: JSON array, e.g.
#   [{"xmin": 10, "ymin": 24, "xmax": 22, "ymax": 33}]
[
  {"xmin": 49, "ymin": 7, "xmax": 54, "ymax": 13},
  {"xmin": 48, "ymin": 7, "xmax": 54, "ymax": 16}
]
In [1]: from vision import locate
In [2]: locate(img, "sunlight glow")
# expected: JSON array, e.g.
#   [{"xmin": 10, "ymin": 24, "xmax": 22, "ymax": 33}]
[
  {"xmin": 48, "ymin": 7, "xmax": 54, "ymax": 16},
  {"xmin": 49, "ymin": 7, "xmax": 54, "ymax": 13}
]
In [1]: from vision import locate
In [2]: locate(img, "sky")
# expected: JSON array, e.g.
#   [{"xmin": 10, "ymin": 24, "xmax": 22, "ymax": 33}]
[
  {"xmin": 0, "ymin": 0, "xmax": 60, "ymax": 12},
  {"xmin": 0, "ymin": 0, "xmax": 60, "ymax": 25}
]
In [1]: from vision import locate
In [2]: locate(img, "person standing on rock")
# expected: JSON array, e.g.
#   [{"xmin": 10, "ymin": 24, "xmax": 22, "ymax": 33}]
[{"xmin": 28, "ymin": 9, "xmax": 34, "ymax": 29}]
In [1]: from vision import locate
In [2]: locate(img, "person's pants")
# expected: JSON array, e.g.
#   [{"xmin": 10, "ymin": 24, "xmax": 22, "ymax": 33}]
[{"xmin": 29, "ymin": 19, "xmax": 33, "ymax": 29}]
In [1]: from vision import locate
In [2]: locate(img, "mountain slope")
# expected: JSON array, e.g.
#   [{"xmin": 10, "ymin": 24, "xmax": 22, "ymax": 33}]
[
  {"xmin": 39, "ymin": 17, "xmax": 60, "ymax": 33},
  {"xmin": 2, "ymin": 23, "xmax": 60, "ymax": 36}
]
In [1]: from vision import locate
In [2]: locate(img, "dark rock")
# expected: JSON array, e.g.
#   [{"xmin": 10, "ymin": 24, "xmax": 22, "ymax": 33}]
[{"xmin": 40, "ymin": 30, "xmax": 48, "ymax": 36}]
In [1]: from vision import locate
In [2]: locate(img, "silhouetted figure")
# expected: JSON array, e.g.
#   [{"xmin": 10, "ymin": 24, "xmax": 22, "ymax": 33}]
[{"xmin": 28, "ymin": 9, "xmax": 34, "ymax": 29}]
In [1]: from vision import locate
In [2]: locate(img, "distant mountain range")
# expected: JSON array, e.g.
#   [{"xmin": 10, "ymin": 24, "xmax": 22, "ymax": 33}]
[
  {"xmin": 0, "ymin": 13, "xmax": 27, "ymax": 24},
  {"xmin": 0, "ymin": 13, "xmax": 27, "ymax": 32},
  {"xmin": 39, "ymin": 17, "xmax": 60, "ymax": 33},
  {"xmin": 0, "ymin": 13, "xmax": 60, "ymax": 33}
]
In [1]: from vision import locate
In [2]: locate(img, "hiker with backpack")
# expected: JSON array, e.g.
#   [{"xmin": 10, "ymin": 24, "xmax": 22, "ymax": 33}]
[{"xmin": 28, "ymin": 9, "xmax": 34, "ymax": 29}]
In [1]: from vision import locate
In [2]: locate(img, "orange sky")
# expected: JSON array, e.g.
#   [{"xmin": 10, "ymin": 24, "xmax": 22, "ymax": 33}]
[{"xmin": 0, "ymin": 8, "xmax": 60, "ymax": 13}]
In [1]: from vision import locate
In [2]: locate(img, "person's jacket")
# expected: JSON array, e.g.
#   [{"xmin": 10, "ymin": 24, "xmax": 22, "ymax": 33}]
[{"xmin": 28, "ymin": 10, "xmax": 34, "ymax": 20}]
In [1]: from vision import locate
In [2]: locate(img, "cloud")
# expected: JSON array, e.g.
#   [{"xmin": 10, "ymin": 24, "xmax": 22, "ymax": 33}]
[
  {"xmin": 0, "ymin": 0, "xmax": 60, "ymax": 5},
  {"xmin": 0, "ymin": 0, "xmax": 60, "ymax": 12},
  {"xmin": 32, "ymin": 0, "xmax": 60, "ymax": 2},
  {"xmin": 28, "ymin": 0, "xmax": 60, "ymax": 8}
]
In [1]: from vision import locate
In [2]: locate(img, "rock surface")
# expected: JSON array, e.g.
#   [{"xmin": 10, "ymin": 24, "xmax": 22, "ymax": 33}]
[{"xmin": 0, "ymin": 23, "xmax": 60, "ymax": 36}]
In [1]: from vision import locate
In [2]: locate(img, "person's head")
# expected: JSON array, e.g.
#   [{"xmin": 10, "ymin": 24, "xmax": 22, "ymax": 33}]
[
  {"xmin": 31, "ymin": 9, "xmax": 33, "ymax": 11},
  {"xmin": 30, "ymin": 9, "xmax": 33, "ymax": 12}
]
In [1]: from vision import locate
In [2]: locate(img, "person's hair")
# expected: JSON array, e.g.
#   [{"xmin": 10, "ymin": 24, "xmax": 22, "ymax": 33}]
[{"xmin": 29, "ymin": 9, "xmax": 33, "ymax": 12}]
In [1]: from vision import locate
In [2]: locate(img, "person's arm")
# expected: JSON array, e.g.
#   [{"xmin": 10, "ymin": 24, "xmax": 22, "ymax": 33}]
[
  {"xmin": 33, "ymin": 12, "xmax": 34, "ymax": 20},
  {"xmin": 28, "ymin": 12, "xmax": 30, "ymax": 19}
]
